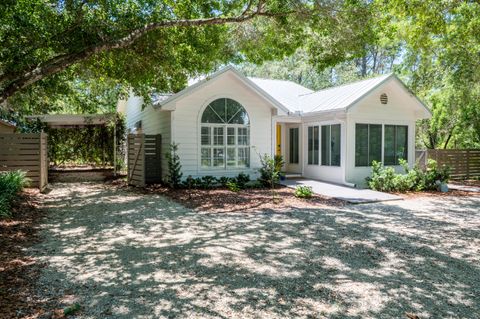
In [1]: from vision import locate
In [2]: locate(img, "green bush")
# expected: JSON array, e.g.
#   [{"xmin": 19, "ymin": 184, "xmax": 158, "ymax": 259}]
[
  {"xmin": 258, "ymin": 154, "xmax": 284, "ymax": 187},
  {"xmin": 235, "ymin": 173, "xmax": 250, "ymax": 189},
  {"xmin": 367, "ymin": 159, "xmax": 450, "ymax": 192},
  {"xmin": 218, "ymin": 176, "xmax": 231, "ymax": 187},
  {"xmin": 0, "ymin": 170, "xmax": 29, "ymax": 218},
  {"xmin": 226, "ymin": 181, "xmax": 241, "ymax": 192},
  {"xmin": 200, "ymin": 176, "xmax": 217, "ymax": 189},
  {"xmin": 294, "ymin": 185, "xmax": 313, "ymax": 198},
  {"xmin": 164, "ymin": 143, "xmax": 183, "ymax": 189}
]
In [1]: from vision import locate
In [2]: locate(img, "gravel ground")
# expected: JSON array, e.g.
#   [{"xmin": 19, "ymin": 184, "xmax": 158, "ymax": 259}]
[{"xmin": 29, "ymin": 183, "xmax": 480, "ymax": 318}]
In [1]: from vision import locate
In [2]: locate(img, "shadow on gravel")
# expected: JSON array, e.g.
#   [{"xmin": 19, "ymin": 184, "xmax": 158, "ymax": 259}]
[{"xmin": 31, "ymin": 183, "xmax": 480, "ymax": 318}]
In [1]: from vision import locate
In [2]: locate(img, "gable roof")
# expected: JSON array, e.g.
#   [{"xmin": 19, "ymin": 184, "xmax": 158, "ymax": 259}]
[
  {"xmin": 155, "ymin": 66, "xmax": 291, "ymax": 114},
  {"xmin": 298, "ymin": 74, "xmax": 393, "ymax": 113},
  {"xmin": 248, "ymin": 78, "xmax": 314, "ymax": 113},
  {"xmin": 152, "ymin": 66, "xmax": 430, "ymax": 118}
]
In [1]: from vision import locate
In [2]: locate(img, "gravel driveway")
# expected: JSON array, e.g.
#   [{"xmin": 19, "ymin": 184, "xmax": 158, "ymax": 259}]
[{"xmin": 31, "ymin": 183, "xmax": 480, "ymax": 318}]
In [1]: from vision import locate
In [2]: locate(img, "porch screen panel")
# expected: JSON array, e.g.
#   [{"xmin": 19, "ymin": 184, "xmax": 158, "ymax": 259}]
[
  {"xmin": 384, "ymin": 125, "xmax": 408, "ymax": 165},
  {"xmin": 289, "ymin": 127, "xmax": 299, "ymax": 164},
  {"xmin": 331, "ymin": 124, "xmax": 341, "ymax": 166},
  {"xmin": 308, "ymin": 126, "xmax": 319, "ymax": 165},
  {"xmin": 355, "ymin": 124, "xmax": 369, "ymax": 166},
  {"xmin": 321, "ymin": 125, "xmax": 330, "ymax": 165},
  {"xmin": 369, "ymin": 124, "xmax": 382, "ymax": 165}
]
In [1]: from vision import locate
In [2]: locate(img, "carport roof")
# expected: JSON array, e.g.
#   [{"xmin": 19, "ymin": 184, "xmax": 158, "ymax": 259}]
[{"xmin": 25, "ymin": 114, "xmax": 115, "ymax": 128}]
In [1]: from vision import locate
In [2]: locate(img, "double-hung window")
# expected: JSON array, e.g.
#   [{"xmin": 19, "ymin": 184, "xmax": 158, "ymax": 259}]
[
  {"xmin": 200, "ymin": 98, "xmax": 250, "ymax": 169},
  {"xmin": 321, "ymin": 124, "xmax": 341, "ymax": 166},
  {"xmin": 307, "ymin": 126, "xmax": 319, "ymax": 165}
]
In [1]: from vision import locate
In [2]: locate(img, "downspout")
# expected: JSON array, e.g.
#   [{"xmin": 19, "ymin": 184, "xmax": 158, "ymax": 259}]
[{"xmin": 338, "ymin": 117, "xmax": 356, "ymax": 188}]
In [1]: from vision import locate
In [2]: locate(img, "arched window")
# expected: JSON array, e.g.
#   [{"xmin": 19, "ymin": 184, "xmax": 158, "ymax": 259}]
[{"xmin": 200, "ymin": 98, "xmax": 250, "ymax": 169}]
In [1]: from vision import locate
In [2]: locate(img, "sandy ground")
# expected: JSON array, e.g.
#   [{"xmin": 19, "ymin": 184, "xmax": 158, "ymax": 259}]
[{"xmin": 29, "ymin": 183, "xmax": 480, "ymax": 318}]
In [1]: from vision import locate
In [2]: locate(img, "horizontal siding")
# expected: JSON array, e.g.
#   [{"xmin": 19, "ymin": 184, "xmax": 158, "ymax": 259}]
[
  {"xmin": 124, "ymin": 96, "xmax": 171, "ymax": 179},
  {"xmin": 173, "ymin": 72, "xmax": 273, "ymax": 179}
]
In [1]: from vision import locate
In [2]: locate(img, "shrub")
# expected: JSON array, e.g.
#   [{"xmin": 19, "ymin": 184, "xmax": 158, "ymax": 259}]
[
  {"xmin": 367, "ymin": 159, "xmax": 450, "ymax": 192},
  {"xmin": 235, "ymin": 173, "xmax": 250, "ymax": 189},
  {"xmin": 294, "ymin": 185, "xmax": 313, "ymax": 198},
  {"xmin": 226, "ymin": 181, "xmax": 241, "ymax": 192},
  {"xmin": 164, "ymin": 143, "xmax": 183, "ymax": 189},
  {"xmin": 218, "ymin": 176, "xmax": 231, "ymax": 187},
  {"xmin": 258, "ymin": 154, "xmax": 283, "ymax": 187},
  {"xmin": 200, "ymin": 176, "xmax": 217, "ymax": 189},
  {"xmin": 182, "ymin": 175, "xmax": 196, "ymax": 189},
  {"xmin": 0, "ymin": 170, "xmax": 29, "ymax": 218}
]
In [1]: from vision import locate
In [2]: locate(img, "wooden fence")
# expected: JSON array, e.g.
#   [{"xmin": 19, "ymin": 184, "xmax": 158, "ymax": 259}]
[
  {"xmin": 416, "ymin": 149, "xmax": 480, "ymax": 180},
  {"xmin": 0, "ymin": 133, "xmax": 48, "ymax": 190},
  {"xmin": 127, "ymin": 134, "xmax": 162, "ymax": 187}
]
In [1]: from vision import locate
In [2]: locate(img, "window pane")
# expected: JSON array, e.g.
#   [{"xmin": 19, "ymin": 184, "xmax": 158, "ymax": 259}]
[
  {"xmin": 227, "ymin": 148, "xmax": 236, "ymax": 167},
  {"xmin": 331, "ymin": 124, "xmax": 341, "ymax": 166},
  {"xmin": 396, "ymin": 126, "xmax": 408, "ymax": 163},
  {"xmin": 209, "ymin": 99, "xmax": 227, "ymax": 123},
  {"xmin": 237, "ymin": 127, "xmax": 249, "ymax": 145},
  {"xmin": 355, "ymin": 124, "xmax": 369, "ymax": 166},
  {"xmin": 321, "ymin": 125, "xmax": 330, "ymax": 166},
  {"xmin": 201, "ymin": 148, "xmax": 211, "ymax": 167},
  {"xmin": 227, "ymin": 127, "xmax": 235, "ymax": 145},
  {"xmin": 369, "ymin": 124, "xmax": 382, "ymax": 165},
  {"xmin": 384, "ymin": 125, "xmax": 395, "ymax": 165},
  {"xmin": 201, "ymin": 126, "xmax": 211, "ymax": 145},
  {"xmin": 313, "ymin": 126, "xmax": 319, "ymax": 164},
  {"xmin": 213, "ymin": 148, "xmax": 224, "ymax": 167},
  {"xmin": 308, "ymin": 126, "xmax": 313, "ymax": 164},
  {"xmin": 213, "ymin": 127, "xmax": 224, "ymax": 146},
  {"xmin": 229, "ymin": 109, "xmax": 250, "ymax": 125},
  {"xmin": 289, "ymin": 128, "xmax": 299, "ymax": 164},
  {"xmin": 238, "ymin": 147, "xmax": 249, "ymax": 167},
  {"xmin": 201, "ymin": 106, "xmax": 223, "ymax": 123}
]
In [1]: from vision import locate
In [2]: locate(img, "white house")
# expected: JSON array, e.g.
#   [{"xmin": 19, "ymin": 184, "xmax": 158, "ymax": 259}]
[{"xmin": 118, "ymin": 66, "xmax": 431, "ymax": 187}]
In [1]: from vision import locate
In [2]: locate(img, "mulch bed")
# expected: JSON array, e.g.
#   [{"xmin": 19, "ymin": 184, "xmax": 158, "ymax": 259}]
[
  {"xmin": 0, "ymin": 189, "xmax": 46, "ymax": 319},
  {"xmin": 145, "ymin": 184, "xmax": 345, "ymax": 213}
]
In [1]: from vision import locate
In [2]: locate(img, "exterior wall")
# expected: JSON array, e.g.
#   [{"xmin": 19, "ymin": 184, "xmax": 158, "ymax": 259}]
[
  {"xmin": 345, "ymin": 80, "xmax": 417, "ymax": 187},
  {"xmin": 301, "ymin": 112, "xmax": 346, "ymax": 184},
  {"xmin": 123, "ymin": 96, "xmax": 171, "ymax": 178},
  {"xmin": 0, "ymin": 122, "xmax": 15, "ymax": 133},
  {"xmin": 172, "ymin": 72, "xmax": 274, "ymax": 179}
]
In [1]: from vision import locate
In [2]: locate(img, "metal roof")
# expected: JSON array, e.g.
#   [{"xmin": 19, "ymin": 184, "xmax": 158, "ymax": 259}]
[
  {"xmin": 0, "ymin": 119, "xmax": 16, "ymax": 128},
  {"xmin": 25, "ymin": 114, "xmax": 115, "ymax": 128}
]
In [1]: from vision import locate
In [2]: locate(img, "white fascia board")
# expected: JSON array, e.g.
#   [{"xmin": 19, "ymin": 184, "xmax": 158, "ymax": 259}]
[{"xmin": 155, "ymin": 66, "xmax": 292, "ymax": 115}]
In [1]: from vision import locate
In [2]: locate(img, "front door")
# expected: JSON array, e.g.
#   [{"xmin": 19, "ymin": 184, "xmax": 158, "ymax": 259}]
[{"xmin": 276, "ymin": 124, "xmax": 282, "ymax": 156}]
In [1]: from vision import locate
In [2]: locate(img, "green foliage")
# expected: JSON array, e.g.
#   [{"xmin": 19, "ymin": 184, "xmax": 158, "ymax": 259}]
[
  {"xmin": 258, "ymin": 154, "xmax": 282, "ymax": 188},
  {"xmin": 0, "ymin": 170, "xmax": 29, "ymax": 218},
  {"xmin": 200, "ymin": 176, "xmax": 217, "ymax": 189},
  {"xmin": 367, "ymin": 159, "xmax": 450, "ymax": 192},
  {"xmin": 226, "ymin": 181, "xmax": 241, "ymax": 192},
  {"xmin": 44, "ymin": 114, "xmax": 126, "ymax": 167},
  {"xmin": 294, "ymin": 185, "xmax": 313, "ymax": 199},
  {"xmin": 164, "ymin": 143, "xmax": 183, "ymax": 189},
  {"xmin": 182, "ymin": 175, "xmax": 197, "ymax": 189},
  {"xmin": 218, "ymin": 176, "xmax": 231, "ymax": 187},
  {"xmin": 63, "ymin": 303, "xmax": 81, "ymax": 316},
  {"xmin": 235, "ymin": 173, "xmax": 250, "ymax": 189}
]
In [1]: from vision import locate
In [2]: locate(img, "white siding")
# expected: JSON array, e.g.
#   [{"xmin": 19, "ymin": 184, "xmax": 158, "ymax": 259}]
[
  {"xmin": 172, "ymin": 72, "xmax": 274, "ymax": 179},
  {"xmin": 123, "ymin": 96, "xmax": 172, "ymax": 178},
  {"xmin": 301, "ymin": 113, "xmax": 346, "ymax": 184},
  {"xmin": 345, "ymin": 80, "xmax": 417, "ymax": 187}
]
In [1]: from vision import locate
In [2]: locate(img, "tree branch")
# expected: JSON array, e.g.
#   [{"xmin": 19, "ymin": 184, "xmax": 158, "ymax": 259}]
[{"xmin": 0, "ymin": 4, "xmax": 290, "ymax": 106}]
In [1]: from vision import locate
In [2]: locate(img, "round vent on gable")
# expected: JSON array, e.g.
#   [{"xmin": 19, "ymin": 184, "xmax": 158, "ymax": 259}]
[{"xmin": 380, "ymin": 93, "xmax": 388, "ymax": 104}]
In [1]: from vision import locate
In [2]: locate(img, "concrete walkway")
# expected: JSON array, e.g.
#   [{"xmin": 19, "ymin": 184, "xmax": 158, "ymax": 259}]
[{"xmin": 281, "ymin": 178, "xmax": 402, "ymax": 204}]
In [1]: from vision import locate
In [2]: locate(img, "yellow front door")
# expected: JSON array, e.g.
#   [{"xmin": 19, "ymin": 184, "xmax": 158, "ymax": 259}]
[{"xmin": 276, "ymin": 124, "xmax": 281, "ymax": 156}]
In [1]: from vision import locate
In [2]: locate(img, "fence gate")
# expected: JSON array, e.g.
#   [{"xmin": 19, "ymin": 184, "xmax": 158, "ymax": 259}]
[
  {"xmin": 0, "ymin": 133, "xmax": 48, "ymax": 190},
  {"xmin": 127, "ymin": 134, "xmax": 162, "ymax": 187}
]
